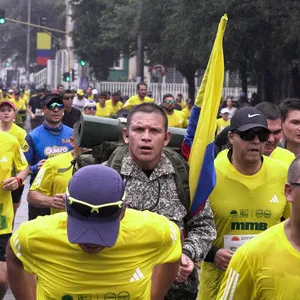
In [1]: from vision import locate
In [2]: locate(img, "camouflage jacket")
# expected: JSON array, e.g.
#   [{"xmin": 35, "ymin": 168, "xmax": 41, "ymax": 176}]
[{"xmin": 120, "ymin": 153, "xmax": 216, "ymax": 263}]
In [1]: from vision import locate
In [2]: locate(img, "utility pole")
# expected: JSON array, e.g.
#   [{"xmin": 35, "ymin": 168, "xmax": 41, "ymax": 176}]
[
  {"xmin": 25, "ymin": 0, "xmax": 31, "ymax": 89},
  {"xmin": 136, "ymin": 0, "xmax": 144, "ymax": 83}
]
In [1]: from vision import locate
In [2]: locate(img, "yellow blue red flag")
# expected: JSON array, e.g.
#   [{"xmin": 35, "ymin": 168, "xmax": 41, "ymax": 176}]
[
  {"xmin": 182, "ymin": 14, "xmax": 228, "ymax": 216},
  {"xmin": 36, "ymin": 32, "xmax": 51, "ymax": 65}
]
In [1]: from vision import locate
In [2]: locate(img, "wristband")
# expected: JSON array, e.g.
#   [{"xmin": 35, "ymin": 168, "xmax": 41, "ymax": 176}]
[{"xmin": 15, "ymin": 177, "xmax": 23, "ymax": 187}]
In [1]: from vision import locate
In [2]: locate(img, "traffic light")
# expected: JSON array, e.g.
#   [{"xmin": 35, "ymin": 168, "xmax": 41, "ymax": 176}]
[
  {"xmin": 63, "ymin": 72, "xmax": 71, "ymax": 82},
  {"xmin": 38, "ymin": 16, "xmax": 48, "ymax": 27},
  {"xmin": 71, "ymin": 69, "xmax": 76, "ymax": 82},
  {"xmin": 80, "ymin": 60, "xmax": 86, "ymax": 66},
  {"xmin": 0, "ymin": 9, "xmax": 5, "ymax": 25},
  {"xmin": 5, "ymin": 62, "xmax": 9, "ymax": 67}
]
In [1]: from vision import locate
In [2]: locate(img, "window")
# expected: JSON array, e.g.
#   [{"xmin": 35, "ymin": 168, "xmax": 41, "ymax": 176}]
[{"xmin": 111, "ymin": 56, "xmax": 124, "ymax": 70}]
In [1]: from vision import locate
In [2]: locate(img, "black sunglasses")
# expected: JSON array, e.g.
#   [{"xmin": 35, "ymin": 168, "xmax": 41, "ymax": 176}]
[
  {"xmin": 290, "ymin": 183, "xmax": 300, "ymax": 187},
  {"xmin": 235, "ymin": 129, "xmax": 269, "ymax": 142}
]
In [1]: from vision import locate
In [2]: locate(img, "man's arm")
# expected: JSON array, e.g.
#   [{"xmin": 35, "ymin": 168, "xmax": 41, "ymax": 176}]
[
  {"xmin": 28, "ymin": 191, "xmax": 65, "ymax": 210},
  {"xmin": 6, "ymin": 242, "xmax": 36, "ymax": 300},
  {"xmin": 183, "ymin": 200, "xmax": 216, "ymax": 262},
  {"xmin": 151, "ymin": 260, "xmax": 181, "ymax": 300}
]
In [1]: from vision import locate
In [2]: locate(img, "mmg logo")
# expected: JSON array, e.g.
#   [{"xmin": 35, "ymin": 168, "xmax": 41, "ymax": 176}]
[{"xmin": 231, "ymin": 222, "xmax": 268, "ymax": 231}]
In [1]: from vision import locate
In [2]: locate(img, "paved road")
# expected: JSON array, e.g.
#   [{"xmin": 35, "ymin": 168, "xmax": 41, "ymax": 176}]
[{"xmin": 4, "ymin": 178, "xmax": 30, "ymax": 300}]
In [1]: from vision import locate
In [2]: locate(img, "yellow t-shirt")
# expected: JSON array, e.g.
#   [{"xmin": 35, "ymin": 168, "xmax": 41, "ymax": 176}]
[
  {"xmin": 7, "ymin": 123, "xmax": 27, "ymax": 147},
  {"xmin": 0, "ymin": 96, "xmax": 11, "ymax": 102},
  {"xmin": 123, "ymin": 95, "xmax": 154, "ymax": 110},
  {"xmin": 95, "ymin": 103, "xmax": 114, "ymax": 118},
  {"xmin": 106, "ymin": 99, "xmax": 124, "ymax": 115},
  {"xmin": 10, "ymin": 209, "xmax": 181, "ymax": 300},
  {"xmin": 87, "ymin": 95, "xmax": 94, "ymax": 100},
  {"xmin": 199, "ymin": 155, "xmax": 289, "ymax": 300},
  {"xmin": 167, "ymin": 109, "xmax": 188, "ymax": 128},
  {"xmin": 215, "ymin": 118, "xmax": 230, "ymax": 135},
  {"xmin": 11, "ymin": 99, "xmax": 26, "ymax": 111},
  {"xmin": 217, "ymin": 221, "xmax": 300, "ymax": 300},
  {"xmin": 178, "ymin": 101, "xmax": 187, "ymax": 109},
  {"xmin": 270, "ymin": 147, "xmax": 295, "ymax": 166},
  {"xmin": 182, "ymin": 107, "xmax": 191, "ymax": 119},
  {"xmin": 30, "ymin": 151, "xmax": 74, "ymax": 214},
  {"xmin": 0, "ymin": 131, "xmax": 28, "ymax": 234},
  {"xmin": 20, "ymin": 95, "xmax": 29, "ymax": 105}
]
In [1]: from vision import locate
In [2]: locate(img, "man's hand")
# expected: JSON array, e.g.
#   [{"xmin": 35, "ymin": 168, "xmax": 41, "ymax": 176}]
[
  {"xmin": 175, "ymin": 253, "xmax": 194, "ymax": 283},
  {"xmin": 50, "ymin": 194, "xmax": 65, "ymax": 210},
  {"xmin": 30, "ymin": 113, "xmax": 36, "ymax": 119},
  {"xmin": 214, "ymin": 248, "xmax": 234, "ymax": 271},
  {"xmin": 2, "ymin": 177, "xmax": 19, "ymax": 191},
  {"xmin": 37, "ymin": 159, "xmax": 46, "ymax": 170}
]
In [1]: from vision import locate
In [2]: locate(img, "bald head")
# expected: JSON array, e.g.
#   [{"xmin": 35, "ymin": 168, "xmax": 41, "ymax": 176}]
[{"xmin": 288, "ymin": 156, "xmax": 300, "ymax": 183}]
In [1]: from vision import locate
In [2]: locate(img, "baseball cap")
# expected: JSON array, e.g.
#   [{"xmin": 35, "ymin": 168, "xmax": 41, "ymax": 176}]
[
  {"xmin": 221, "ymin": 107, "xmax": 230, "ymax": 114},
  {"xmin": 84, "ymin": 100, "xmax": 96, "ymax": 108},
  {"xmin": 77, "ymin": 89, "xmax": 84, "ymax": 96},
  {"xmin": 66, "ymin": 165, "xmax": 125, "ymax": 247},
  {"xmin": 41, "ymin": 94, "xmax": 63, "ymax": 108},
  {"xmin": 92, "ymin": 89, "xmax": 98, "ymax": 95},
  {"xmin": 8, "ymin": 89, "xmax": 14, "ymax": 93},
  {"xmin": 230, "ymin": 107, "xmax": 269, "ymax": 132},
  {"xmin": 0, "ymin": 101, "xmax": 16, "ymax": 110}
]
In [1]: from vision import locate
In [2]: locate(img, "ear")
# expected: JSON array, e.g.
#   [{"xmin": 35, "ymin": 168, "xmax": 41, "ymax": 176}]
[
  {"xmin": 163, "ymin": 131, "xmax": 171, "ymax": 147},
  {"xmin": 228, "ymin": 131, "xmax": 234, "ymax": 145},
  {"xmin": 285, "ymin": 183, "xmax": 293, "ymax": 203},
  {"xmin": 122, "ymin": 127, "xmax": 129, "ymax": 144}
]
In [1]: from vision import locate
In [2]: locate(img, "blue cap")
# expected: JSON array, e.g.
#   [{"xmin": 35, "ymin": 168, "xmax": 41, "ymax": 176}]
[{"xmin": 66, "ymin": 165, "xmax": 125, "ymax": 247}]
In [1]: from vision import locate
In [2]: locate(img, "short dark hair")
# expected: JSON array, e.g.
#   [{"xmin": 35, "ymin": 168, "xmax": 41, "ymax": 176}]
[
  {"xmin": 279, "ymin": 98, "xmax": 300, "ymax": 122},
  {"xmin": 162, "ymin": 94, "xmax": 174, "ymax": 101},
  {"xmin": 137, "ymin": 82, "xmax": 147, "ymax": 90},
  {"xmin": 112, "ymin": 92, "xmax": 120, "ymax": 97},
  {"xmin": 57, "ymin": 84, "xmax": 64, "ymax": 89},
  {"xmin": 288, "ymin": 156, "xmax": 300, "ymax": 183},
  {"xmin": 63, "ymin": 89, "xmax": 73, "ymax": 95},
  {"xmin": 100, "ymin": 92, "xmax": 107, "ymax": 97},
  {"xmin": 126, "ymin": 103, "xmax": 168, "ymax": 132},
  {"xmin": 255, "ymin": 102, "xmax": 281, "ymax": 121}
]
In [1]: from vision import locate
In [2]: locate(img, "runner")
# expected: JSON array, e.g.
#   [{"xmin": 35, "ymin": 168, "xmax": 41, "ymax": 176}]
[
  {"xmin": 7, "ymin": 165, "xmax": 182, "ymax": 300},
  {"xmin": 217, "ymin": 156, "xmax": 300, "ymax": 299},
  {"xmin": 200, "ymin": 107, "xmax": 290, "ymax": 300}
]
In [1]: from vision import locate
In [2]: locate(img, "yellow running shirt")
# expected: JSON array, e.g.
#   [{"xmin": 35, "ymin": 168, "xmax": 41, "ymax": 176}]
[
  {"xmin": 167, "ymin": 110, "xmax": 188, "ymax": 128},
  {"xmin": 123, "ymin": 95, "xmax": 154, "ymax": 110},
  {"xmin": 217, "ymin": 221, "xmax": 300, "ymax": 300},
  {"xmin": 30, "ymin": 151, "xmax": 74, "ymax": 214},
  {"xmin": 95, "ymin": 103, "xmax": 114, "ymax": 118},
  {"xmin": 270, "ymin": 146, "xmax": 295, "ymax": 166},
  {"xmin": 0, "ymin": 131, "xmax": 28, "ymax": 234},
  {"xmin": 106, "ymin": 99, "xmax": 124, "ymax": 114},
  {"xmin": 7, "ymin": 123, "xmax": 27, "ymax": 147},
  {"xmin": 10, "ymin": 209, "xmax": 181, "ymax": 300},
  {"xmin": 215, "ymin": 118, "xmax": 230, "ymax": 135},
  {"xmin": 199, "ymin": 155, "xmax": 289, "ymax": 300},
  {"xmin": 182, "ymin": 107, "xmax": 191, "ymax": 119}
]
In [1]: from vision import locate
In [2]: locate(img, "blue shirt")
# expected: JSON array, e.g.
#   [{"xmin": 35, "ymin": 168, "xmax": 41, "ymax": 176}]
[{"xmin": 24, "ymin": 122, "xmax": 73, "ymax": 184}]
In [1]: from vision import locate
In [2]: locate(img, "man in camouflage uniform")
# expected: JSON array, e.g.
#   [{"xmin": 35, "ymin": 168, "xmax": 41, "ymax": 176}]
[{"xmin": 107, "ymin": 103, "xmax": 216, "ymax": 299}]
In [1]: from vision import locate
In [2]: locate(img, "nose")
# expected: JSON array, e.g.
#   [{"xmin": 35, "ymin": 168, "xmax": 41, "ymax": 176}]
[
  {"xmin": 268, "ymin": 133, "xmax": 275, "ymax": 143},
  {"xmin": 252, "ymin": 135, "xmax": 260, "ymax": 144},
  {"xmin": 141, "ymin": 129, "xmax": 152, "ymax": 141}
]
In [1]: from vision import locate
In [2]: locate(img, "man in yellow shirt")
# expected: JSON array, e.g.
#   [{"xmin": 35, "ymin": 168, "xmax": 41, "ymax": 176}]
[
  {"xmin": 176, "ymin": 93, "xmax": 186, "ymax": 109},
  {"xmin": 162, "ymin": 94, "xmax": 188, "ymax": 128},
  {"xmin": 106, "ymin": 92, "xmax": 124, "ymax": 115},
  {"xmin": 95, "ymin": 92, "xmax": 114, "ymax": 117},
  {"xmin": 85, "ymin": 86, "xmax": 94, "ymax": 100},
  {"xmin": 11, "ymin": 91, "xmax": 27, "ymax": 128},
  {"xmin": 200, "ymin": 107, "xmax": 290, "ymax": 300},
  {"xmin": 0, "ymin": 101, "xmax": 27, "ymax": 215},
  {"xmin": 0, "ymin": 129, "xmax": 29, "ymax": 298},
  {"xmin": 123, "ymin": 82, "xmax": 154, "ymax": 110},
  {"xmin": 182, "ymin": 99, "xmax": 193, "ymax": 119},
  {"xmin": 28, "ymin": 122, "xmax": 89, "ymax": 215},
  {"xmin": 216, "ymin": 108, "xmax": 231, "ymax": 135},
  {"xmin": 7, "ymin": 165, "xmax": 182, "ymax": 300},
  {"xmin": 0, "ymin": 89, "xmax": 10, "ymax": 102},
  {"xmin": 256, "ymin": 102, "xmax": 295, "ymax": 166},
  {"xmin": 217, "ymin": 156, "xmax": 300, "ymax": 300}
]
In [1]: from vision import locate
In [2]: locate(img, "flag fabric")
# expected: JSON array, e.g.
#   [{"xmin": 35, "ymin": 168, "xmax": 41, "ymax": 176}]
[
  {"xmin": 36, "ymin": 32, "xmax": 52, "ymax": 65},
  {"xmin": 182, "ymin": 14, "xmax": 228, "ymax": 216}
]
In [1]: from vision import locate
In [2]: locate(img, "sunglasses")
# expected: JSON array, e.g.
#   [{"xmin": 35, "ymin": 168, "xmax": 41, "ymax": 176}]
[
  {"xmin": 235, "ymin": 129, "xmax": 269, "ymax": 142},
  {"xmin": 85, "ymin": 106, "xmax": 97, "ymax": 111},
  {"xmin": 164, "ymin": 100, "xmax": 176, "ymax": 105},
  {"xmin": 46, "ymin": 102, "xmax": 64, "ymax": 110},
  {"xmin": 290, "ymin": 183, "xmax": 300, "ymax": 187},
  {"xmin": 66, "ymin": 188, "xmax": 125, "ymax": 217}
]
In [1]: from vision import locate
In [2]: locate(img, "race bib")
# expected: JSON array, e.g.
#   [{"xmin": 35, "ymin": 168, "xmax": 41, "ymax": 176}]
[
  {"xmin": 224, "ymin": 234, "xmax": 256, "ymax": 251},
  {"xmin": 35, "ymin": 109, "xmax": 43, "ymax": 116}
]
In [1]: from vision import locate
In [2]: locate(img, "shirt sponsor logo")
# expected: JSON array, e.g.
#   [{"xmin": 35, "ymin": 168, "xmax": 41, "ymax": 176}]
[
  {"xmin": 231, "ymin": 222, "xmax": 268, "ymax": 231},
  {"xmin": 21, "ymin": 140, "xmax": 29, "ymax": 153},
  {"xmin": 0, "ymin": 156, "xmax": 8, "ymax": 162},
  {"xmin": 44, "ymin": 146, "xmax": 69, "ymax": 156},
  {"xmin": 130, "ymin": 268, "xmax": 145, "ymax": 282}
]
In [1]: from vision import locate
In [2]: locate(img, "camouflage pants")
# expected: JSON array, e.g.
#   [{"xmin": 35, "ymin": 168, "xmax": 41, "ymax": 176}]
[{"xmin": 165, "ymin": 266, "xmax": 199, "ymax": 300}]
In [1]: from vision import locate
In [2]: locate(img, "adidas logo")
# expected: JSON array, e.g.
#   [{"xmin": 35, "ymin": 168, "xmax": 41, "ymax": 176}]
[
  {"xmin": 270, "ymin": 195, "xmax": 279, "ymax": 203},
  {"xmin": 130, "ymin": 268, "xmax": 144, "ymax": 282},
  {"xmin": 0, "ymin": 156, "xmax": 8, "ymax": 162}
]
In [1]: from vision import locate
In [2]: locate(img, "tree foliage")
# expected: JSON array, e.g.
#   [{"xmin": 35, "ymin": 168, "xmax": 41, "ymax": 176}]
[{"xmin": 0, "ymin": 0, "xmax": 65, "ymax": 70}]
